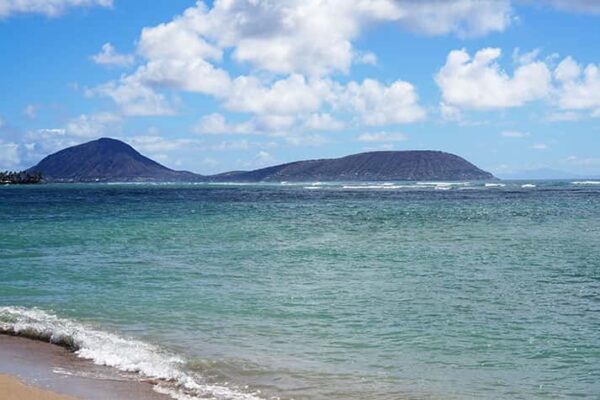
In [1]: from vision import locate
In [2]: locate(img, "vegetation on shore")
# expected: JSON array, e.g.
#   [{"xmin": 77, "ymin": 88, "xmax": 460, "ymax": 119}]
[{"xmin": 0, "ymin": 170, "xmax": 43, "ymax": 184}]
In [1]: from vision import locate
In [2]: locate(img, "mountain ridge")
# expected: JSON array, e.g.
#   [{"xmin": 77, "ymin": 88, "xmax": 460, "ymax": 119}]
[
  {"xmin": 28, "ymin": 138, "xmax": 496, "ymax": 182},
  {"xmin": 28, "ymin": 138, "xmax": 201, "ymax": 182},
  {"xmin": 207, "ymin": 150, "xmax": 495, "ymax": 182}
]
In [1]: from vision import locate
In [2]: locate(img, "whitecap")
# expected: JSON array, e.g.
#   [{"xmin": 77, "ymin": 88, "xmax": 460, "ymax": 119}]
[
  {"xmin": 572, "ymin": 181, "xmax": 600, "ymax": 185},
  {"xmin": 0, "ymin": 306, "xmax": 262, "ymax": 400},
  {"xmin": 342, "ymin": 185, "xmax": 402, "ymax": 189}
]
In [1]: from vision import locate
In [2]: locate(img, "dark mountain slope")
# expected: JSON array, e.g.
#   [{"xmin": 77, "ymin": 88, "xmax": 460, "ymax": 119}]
[
  {"xmin": 209, "ymin": 151, "xmax": 495, "ymax": 182},
  {"xmin": 28, "ymin": 138, "xmax": 201, "ymax": 182}
]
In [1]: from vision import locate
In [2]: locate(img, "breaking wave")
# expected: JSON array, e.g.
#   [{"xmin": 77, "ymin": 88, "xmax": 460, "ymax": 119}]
[{"xmin": 0, "ymin": 306, "xmax": 263, "ymax": 400}]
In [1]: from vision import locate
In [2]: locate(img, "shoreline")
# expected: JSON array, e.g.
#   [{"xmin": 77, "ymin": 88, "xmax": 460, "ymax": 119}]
[{"xmin": 0, "ymin": 335, "xmax": 169, "ymax": 400}]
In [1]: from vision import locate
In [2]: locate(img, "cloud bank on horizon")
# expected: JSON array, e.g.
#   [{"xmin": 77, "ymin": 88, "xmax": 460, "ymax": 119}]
[{"xmin": 0, "ymin": 0, "xmax": 599, "ymax": 176}]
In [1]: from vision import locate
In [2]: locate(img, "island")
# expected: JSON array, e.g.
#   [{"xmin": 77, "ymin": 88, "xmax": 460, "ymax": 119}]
[{"xmin": 27, "ymin": 138, "xmax": 495, "ymax": 183}]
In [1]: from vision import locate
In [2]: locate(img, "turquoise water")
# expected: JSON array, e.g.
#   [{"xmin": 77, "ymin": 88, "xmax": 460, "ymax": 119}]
[{"xmin": 1, "ymin": 181, "xmax": 599, "ymax": 399}]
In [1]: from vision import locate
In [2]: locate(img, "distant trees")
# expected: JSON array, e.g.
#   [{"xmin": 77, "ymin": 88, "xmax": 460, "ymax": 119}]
[{"xmin": 0, "ymin": 170, "xmax": 43, "ymax": 184}]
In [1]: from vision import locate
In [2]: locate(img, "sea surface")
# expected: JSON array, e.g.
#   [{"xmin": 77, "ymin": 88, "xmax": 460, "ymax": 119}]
[{"xmin": 1, "ymin": 181, "xmax": 599, "ymax": 399}]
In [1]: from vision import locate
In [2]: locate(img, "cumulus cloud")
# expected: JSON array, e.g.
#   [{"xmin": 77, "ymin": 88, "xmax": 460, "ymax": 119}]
[
  {"xmin": 343, "ymin": 79, "xmax": 426, "ymax": 125},
  {"xmin": 144, "ymin": 0, "xmax": 511, "ymax": 77},
  {"xmin": 0, "ymin": 140, "xmax": 20, "ymax": 169},
  {"xmin": 554, "ymin": 56, "xmax": 600, "ymax": 116},
  {"xmin": 394, "ymin": 0, "xmax": 512, "ymax": 37},
  {"xmin": 64, "ymin": 112, "xmax": 122, "ymax": 137},
  {"xmin": 91, "ymin": 43, "xmax": 134, "ymax": 67},
  {"xmin": 304, "ymin": 113, "xmax": 344, "ymax": 131},
  {"xmin": 226, "ymin": 75, "xmax": 325, "ymax": 115},
  {"xmin": 93, "ymin": 0, "xmax": 508, "ymax": 120},
  {"xmin": 0, "ymin": 0, "xmax": 112, "ymax": 18},
  {"xmin": 89, "ymin": 75, "xmax": 175, "ymax": 116},
  {"xmin": 193, "ymin": 113, "xmax": 253, "ymax": 135},
  {"xmin": 436, "ymin": 47, "xmax": 551, "ymax": 109}
]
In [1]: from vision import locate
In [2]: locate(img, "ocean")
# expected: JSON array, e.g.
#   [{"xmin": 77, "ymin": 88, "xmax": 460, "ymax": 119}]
[{"xmin": 1, "ymin": 181, "xmax": 599, "ymax": 399}]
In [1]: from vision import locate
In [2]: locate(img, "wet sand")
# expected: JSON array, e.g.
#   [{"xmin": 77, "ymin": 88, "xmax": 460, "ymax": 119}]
[
  {"xmin": 0, "ymin": 374, "xmax": 76, "ymax": 400},
  {"xmin": 0, "ymin": 335, "xmax": 170, "ymax": 400}
]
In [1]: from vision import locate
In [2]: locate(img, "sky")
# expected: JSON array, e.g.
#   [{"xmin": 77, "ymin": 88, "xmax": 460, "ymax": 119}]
[{"xmin": 0, "ymin": 0, "xmax": 599, "ymax": 177}]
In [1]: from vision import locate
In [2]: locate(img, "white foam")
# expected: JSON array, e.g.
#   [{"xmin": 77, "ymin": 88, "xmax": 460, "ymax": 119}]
[
  {"xmin": 342, "ymin": 185, "xmax": 402, "ymax": 189},
  {"xmin": 572, "ymin": 181, "xmax": 600, "ymax": 185},
  {"xmin": 416, "ymin": 182, "xmax": 469, "ymax": 186},
  {"xmin": 521, "ymin": 184, "xmax": 536, "ymax": 188},
  {"xmin": 0, "ymin": 307, "xmax": 263, "ymax": 400},
  {"xmin": 484, "ymin": 183, "xmax": 506, "ymax": 188}
]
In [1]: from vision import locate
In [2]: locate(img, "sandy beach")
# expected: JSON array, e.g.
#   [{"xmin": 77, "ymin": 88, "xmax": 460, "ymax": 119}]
[
  {"xmin": 0, "ymin": 335, "xmax": 169, "ymax": 400},
  {"xmin": 0, "ymin": 374, "xmax": 76, "ymax": 400}
]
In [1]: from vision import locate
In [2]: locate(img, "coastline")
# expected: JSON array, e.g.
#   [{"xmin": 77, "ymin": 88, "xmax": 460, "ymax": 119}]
[{"xmin": 0, "ymin": 335, "xmax": 169, "ymax": 400}]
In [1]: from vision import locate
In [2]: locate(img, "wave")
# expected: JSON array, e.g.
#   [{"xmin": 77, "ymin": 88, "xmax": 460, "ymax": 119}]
[
  {"xmin": 0, "ymin": 306, "xmax": 262, "ymax": 400},
  {"xmin": 572, "ymin": 181, "xmax": 600, "ymax": 185},
  {"xmin": 342, "ymin": 185, "xmax": 405, "ymax": 190},
  {"xmin": 416, "ymin": 182, "xmax": 469, "ymax": 186}
]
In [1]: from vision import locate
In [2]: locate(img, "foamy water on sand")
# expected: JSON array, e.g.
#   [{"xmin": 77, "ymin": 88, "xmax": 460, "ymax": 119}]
[{"xmin": 1, "ymin": 181, "xmax": 599, "ymax": 399}]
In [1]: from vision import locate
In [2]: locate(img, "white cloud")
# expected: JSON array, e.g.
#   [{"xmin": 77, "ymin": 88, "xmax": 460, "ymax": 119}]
[
  {"xmin": 343, "ymin": 78, "xmax": 426, "ymax": 125},
  {"xmin": 91, "ymin": 43, "xmax": 134, "ymax": 67},
  {"xmin": 436, "ymin": 47, "xmax": 551, "ymax": 110},
  {"xmin": 123, "ymin": 136, "xmax": 201, "ymax": 153},
  {"xmin": 304, "ymin": 113, "xmax": 344, "ymax": 131},
  {"xmin": 253, "ymin": 114, "xmax": 296, "ymax": 133},
  {"xmin": 512, "ymin": 47, "xmax": 541, "ymax": 65},
  {"xmin": 192, "ymin": 0, "xmax": 397, "ymax": 77},
  {"xmin": 0, "ymin": 140, "xmax": 20, "ymax": 169},
  {"xmin": 144, "ymin": 0, "xmax": 511, "ymax": 78},
  {"xmin": 238, "ymin": 150, "xmax": 275, "ymax": 169},
  {"xmin": 439, "ymin": 102, "xmax": 462, "ymax": 121},
  {"xmin": 92, "ymin": 0, "xmax": 509, "ymax": 118},
  {"xmin": 537, "ymin": 0, "xmax": 600, "ymax": 14},
  {"xmin": 23, "ymin": 128, "xmax": 82, "ymax": 161},
  {"xmin": 89, "ymin": 75, "xmax": 175, "ymax": 116},
  {"xmin": 554, "ymin": 56, "xmax": 600, "ymax": 116},
  {"xmin": 226, "ymin": 75, "xmax": 325, "ymax": 115},
  {"xmin": 64, "ymin": 112, "xmax": 122, "ymax": 137},
  {"xmin": 357, "ymin": 131, "xmax": 408, "ymax": 142},
  {"xmin": 0, "ymin": 0, "xmax": 112, "ymax": 18},
  {"xmin": 394, "ymin": 0, "xmax": 512, "ymax": 37},
  {"xmin": 501, "ymin": 130, "xmax": 529, "ymax": 138},
  {"xmin": 193, "ymin": 113, "xmax": 253, "ymax": 135},
  {"xmin": 355, "ymin": 52, "xmax": 378, "ymax": 66},
  {"xmin": 23, "ymin": 104, "xmax": 37, "ymax": 119}
]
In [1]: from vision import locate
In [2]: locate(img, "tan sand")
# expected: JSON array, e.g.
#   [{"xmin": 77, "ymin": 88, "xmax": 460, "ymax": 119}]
[
  {"xmin": 0, "ymin": 374, "xmax": 77, "ymax": 400},
  {"xmin": 0, "ymin": 335, "xmax": 169, "ymax": 400}
]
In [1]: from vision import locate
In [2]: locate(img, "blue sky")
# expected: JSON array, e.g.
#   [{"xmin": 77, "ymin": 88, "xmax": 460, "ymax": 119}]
[{"xmin": 0, "ymin": 0, "xmax": 599, "ymax": 176}]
